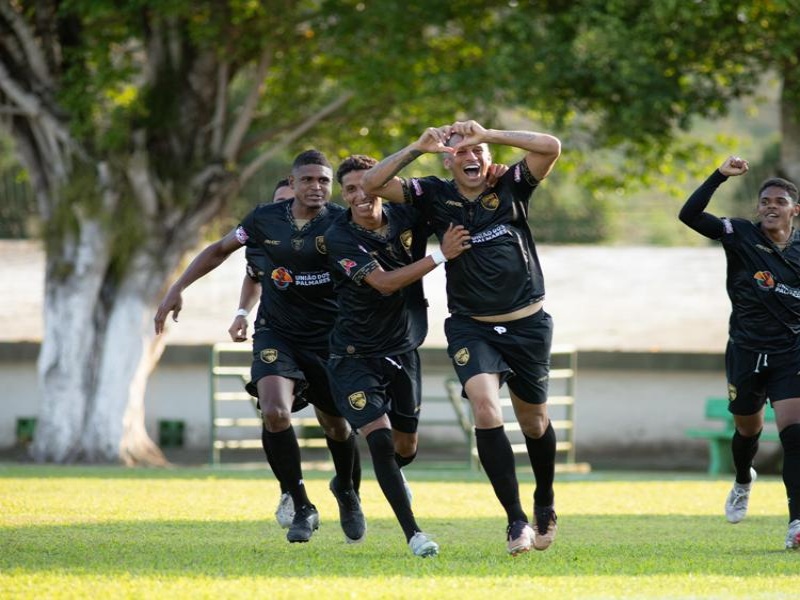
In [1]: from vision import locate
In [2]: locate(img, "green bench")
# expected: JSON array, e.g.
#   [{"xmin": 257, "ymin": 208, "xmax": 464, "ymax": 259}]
[{"xmin": 686, "ymin": 397, "xmax": 780, "ymax": 475}]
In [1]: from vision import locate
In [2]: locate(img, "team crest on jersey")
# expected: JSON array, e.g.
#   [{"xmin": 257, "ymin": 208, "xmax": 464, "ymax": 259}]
[
  {"xmin": 753, "ymin": 271, "xmax": 775, "ymax": 290},
  {"xmin": 481, "ymin": 193, "xmax": 500, "ymax": 211},
  {"xmin": 400, "ymin": 229, "xmax": 413, "ymax": 251},
  {"xmin": 315, "ymin": 236, "xmax": 327, "ymax": 254},
  {"xmin": 291, "ymin": 237, "xmax": 304, "ymax": 251},
  {"xmin": 454, "ymin": 348, "xmax": 470, "ymax": 366},
  {"xmin": 271, "ymin": 267, "xmax": 293, "ymax": 289},
  {"xmin": 260, "ymin": 349, "xmax": 278, "ymax": 364},
  {"xmin": 727, "ymin": 383, "xmax": 737, "ymax": 402},
  {"xmin": 339, "ymin": 258, "xmax": 357, "ymax": 276},
  {"xmin": 348, "ymin": 391, "xmax": 367, "ymax": 410}
]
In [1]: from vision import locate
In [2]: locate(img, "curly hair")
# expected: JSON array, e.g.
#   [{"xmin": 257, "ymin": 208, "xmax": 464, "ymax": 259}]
[{"xmin": 336, "ymin": 154, "xmax": 378, "ymax": 184}]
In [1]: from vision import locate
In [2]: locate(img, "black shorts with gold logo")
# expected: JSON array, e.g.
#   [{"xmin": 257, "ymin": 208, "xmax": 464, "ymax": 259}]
[
  {"xmin": 445, "ymin": 309, "xmax": 553, "ymax": 404},
  {"xmin": 328, "ymin": 350, "xmax": 421, "ymax": 432},
  {"xmin": 246, "ymin": 327, "xmax": 339, "ymax": 416}
]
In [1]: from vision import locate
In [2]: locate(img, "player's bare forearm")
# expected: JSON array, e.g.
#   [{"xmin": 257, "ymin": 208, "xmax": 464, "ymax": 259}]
[
  {"xmin": 362, "ymin": 147, "xmax": 423, "ymax": 194},
  {"xmin": 483, "ymin": 129, "xmax": 561, "ymax": 158}
]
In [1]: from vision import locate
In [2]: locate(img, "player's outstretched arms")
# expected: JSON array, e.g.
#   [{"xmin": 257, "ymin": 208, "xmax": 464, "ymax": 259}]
[{"xmin": 154, "ymin": 231, "xmax": 243, "ymax": 334}]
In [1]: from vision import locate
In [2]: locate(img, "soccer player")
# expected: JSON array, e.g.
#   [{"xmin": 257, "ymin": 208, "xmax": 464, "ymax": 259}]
[
  {"xmin": 679, "ymin": 155, "xmax": 800, "ymax": 549},
  {"xmin": 224, "ymin": 178, "xmax": 363, "ymax": 530},
  {"xmin": 359, "ymin": 120, "xmax": 562, "ymax": 556},
  {"xmin": 155, "ymin": 150, "xmax": 365, "ymax": 545},
  {"xmin": 325, "ymin": 154, "xmax": 472, "ymax": 557}
]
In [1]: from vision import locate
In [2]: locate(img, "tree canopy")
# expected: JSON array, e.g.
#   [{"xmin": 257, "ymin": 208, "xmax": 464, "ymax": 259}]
[{"xmin": 2, "ymin": 0, "xmax": 799, "ymax": 463}]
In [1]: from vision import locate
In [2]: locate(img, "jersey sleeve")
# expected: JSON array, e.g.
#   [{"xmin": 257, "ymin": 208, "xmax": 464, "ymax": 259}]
[
  {"xmin": 326, "ymin": 226, "xmax": 380, "ymax": 285},
  {"xmin": 244, "ymin": 246, "xmax": 266, "ymax": 282},
  {"xmin": 503, "ymin": 159, "xmax": 540, "ymax": 200},
  {"xmin": 678, "ymin": 170, "xmax": 727, "ymax": 240}
]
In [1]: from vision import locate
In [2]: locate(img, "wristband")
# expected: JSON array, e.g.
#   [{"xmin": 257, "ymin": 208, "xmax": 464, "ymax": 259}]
[
  {"xmin": 430, "ymin": 248, "xmax": 447, "ymax": 266},
  {"xmin": 235, "ymin": 308, "xmax": 249, "ymax": 318}
]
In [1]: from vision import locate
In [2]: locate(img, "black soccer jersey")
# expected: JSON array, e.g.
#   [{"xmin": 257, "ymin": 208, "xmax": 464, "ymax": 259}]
[
  {"xmin": 325, "ymin": 203, "xmax": 428, "ymax": 357},
  {"xmin": 680, "ymin": 169, "xmax": 800, "ymax": 353},
  {"xmin": 401, "ymin": 159, "xmax": 545, "ymax": 317},
  {"xmin": 720, "ymin": 217, "xmax": 800, "ymax": 352},
  {"xmin": 237, "ymin": 200, "xmax": 344, "ymax": 350}
]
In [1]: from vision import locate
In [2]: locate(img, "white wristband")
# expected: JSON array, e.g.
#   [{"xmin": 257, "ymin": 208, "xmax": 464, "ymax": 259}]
[
  {"xmin": 235, "ymin": 308, "xmax": 249, "ymax": 318},
  {"xmin": 430, "ymin": 248, "xmax": 447, "ymax": 266}
]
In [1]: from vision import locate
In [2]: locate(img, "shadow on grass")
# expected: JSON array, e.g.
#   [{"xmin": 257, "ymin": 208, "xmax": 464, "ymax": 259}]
[{"xmin": 2, "ymin": 515, "xmax": 797, "ymax": 578}]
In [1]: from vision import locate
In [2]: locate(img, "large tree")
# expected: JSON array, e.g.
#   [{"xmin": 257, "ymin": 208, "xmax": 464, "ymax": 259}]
[
  {"xmin": 0, "ymin": 0, "xmax": 512, "ymax": 464},
  {"xmin": 3, "ymin": 0, "xmax": 799, "ymax": 464}
]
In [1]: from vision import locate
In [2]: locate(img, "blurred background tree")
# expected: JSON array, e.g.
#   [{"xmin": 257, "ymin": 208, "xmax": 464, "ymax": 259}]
[{"xmin": 1, "ymin": 0, "xmax": 798, "ymax": 463}]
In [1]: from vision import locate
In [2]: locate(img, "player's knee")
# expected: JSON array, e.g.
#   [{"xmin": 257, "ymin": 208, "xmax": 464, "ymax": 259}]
[
  {"xmin": 520, "ymin": 414, "xmax": 549, "ymax": 438},
  {"xmin": 320, "ymin": 417, "xmax": 351, "ymax": 441},
  {"xmin": 261, "ymin": 405, "xmax": 291, "ymax": 431}
]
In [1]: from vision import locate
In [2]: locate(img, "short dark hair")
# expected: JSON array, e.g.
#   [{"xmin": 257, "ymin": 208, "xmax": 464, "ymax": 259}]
[
  {"xmin": 336, "ymin": 154, "xmax": 377, "ymax": 184},
  {"xmin": 759, "ymin": 177, "xmax": 798, "ymax": 203},
  {"xmin": 292, "ymin": 149, "xmax": 331, "ymax": 171},
  {"xmin": 272, "ymin": 178, "xmax": 290, "ymax": 194}
]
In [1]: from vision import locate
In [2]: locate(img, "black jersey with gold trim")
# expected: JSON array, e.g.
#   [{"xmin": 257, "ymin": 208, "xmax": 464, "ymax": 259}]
[
  {"xmin": 721, "ymin": 217, "xmax": 800, "ymax": 352},
  {"xmin": 238, "ymin": 200, "xmax": 345, "ymax": 349},
  {"xmin": 402, "ymin": 159, "xmax": 544, "ymax": 317},
  {"xmin": 325, "ymin": 203, "xmax": 428, "ymax": 357}
]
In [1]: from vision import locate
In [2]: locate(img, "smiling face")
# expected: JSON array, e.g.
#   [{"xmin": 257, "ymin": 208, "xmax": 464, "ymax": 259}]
[
  {"xmin": 757, "ymin": 185, "xmax": 799, "ymax": 234},
  {"xmin": 341, "ymin": 169, "xmax": 382, "ymax": 227},
  {"xmin": 290, "ymin": 164, "xmax": 333, "ymax": 217},
  {"xmin": 443, "ymin": 133, "xmax": 492, "ymax": 195}
]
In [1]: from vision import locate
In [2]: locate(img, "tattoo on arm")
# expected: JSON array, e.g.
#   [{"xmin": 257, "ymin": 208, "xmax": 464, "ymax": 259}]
[{"xmin": 376, "ymin": 149, "xmax": 423, "ymax": 186}]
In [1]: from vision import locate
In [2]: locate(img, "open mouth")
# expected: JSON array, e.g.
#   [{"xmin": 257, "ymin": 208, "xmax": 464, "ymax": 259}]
[{"xmin": 463, "ymin": 164, "xmax": 481, "ymax": 177}]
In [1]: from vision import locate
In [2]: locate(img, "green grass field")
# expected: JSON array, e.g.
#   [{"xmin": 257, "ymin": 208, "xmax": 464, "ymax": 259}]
[{"xmin": 1, "ymin": 465, "xmax": 797, "ymax": 599}]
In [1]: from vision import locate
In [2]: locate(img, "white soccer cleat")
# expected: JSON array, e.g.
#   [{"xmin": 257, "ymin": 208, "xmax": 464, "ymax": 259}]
[
  {"xmin": 785, "ymin": 519, "xmax": 800, "ymax": 550},
  {"xmin": 506, "ymin": 520, "xmax": 534, "ymax": 556},
  {"xmin": 725, "ymin": 467, "xmax": 756, "ymax": 524},
  {"xmin": 275, "ymin": 492, "xmax": 295, "ymax": 529},
  {"xmin": 408, "ymin": 531, "xmax": 439, "ymax": 557}
]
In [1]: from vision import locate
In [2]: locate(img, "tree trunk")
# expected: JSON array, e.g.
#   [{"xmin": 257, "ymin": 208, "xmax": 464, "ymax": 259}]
[
  {"xmin": 31, "ymin": 201, "xmax": 188, "ymax": 464},
  {"xmin": 32, "ymin": 219, "xmax": 112, "ymax": 463}
]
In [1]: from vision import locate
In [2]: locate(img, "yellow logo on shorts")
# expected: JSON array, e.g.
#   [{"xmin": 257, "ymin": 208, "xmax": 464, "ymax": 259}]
[
  {"xmin": 727, "ymin": 383, "xmax": 737, "ymax": 402},
  {"xmin": 348, "ymin": 391, "xmax": 367, "ymax": 410},
  {"xmin": 260, "ymin": 349, "xmax": 278, "ymax": 364},
  {"xmin": 454, "ymin": 348, "xmax": 470, "ymax": 366}
]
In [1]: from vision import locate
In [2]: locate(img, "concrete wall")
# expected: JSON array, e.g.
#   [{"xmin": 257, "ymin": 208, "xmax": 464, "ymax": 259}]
[{"xmin": 3, "ymin": 342, "xmax": 778, "ymax": 471}]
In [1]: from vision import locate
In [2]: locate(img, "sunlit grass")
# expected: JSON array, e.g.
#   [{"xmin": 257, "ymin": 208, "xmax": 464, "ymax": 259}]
[{"xmin": 1, "ymin": 465, "xmax": 797, "ymax": 599}]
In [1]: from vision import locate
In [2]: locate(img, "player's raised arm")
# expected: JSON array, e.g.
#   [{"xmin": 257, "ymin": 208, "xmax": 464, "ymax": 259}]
[
  {"xmin": 361, "ymin": 125, "xmax": 453, "ymax": 202},
  {"xmin": 450, "ymin": 120, "xmax": 561, "ymax": 182}
]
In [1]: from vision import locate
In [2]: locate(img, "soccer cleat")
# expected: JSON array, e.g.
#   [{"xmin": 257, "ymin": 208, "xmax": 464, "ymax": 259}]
[
  {"xmin": 400, "ymin": 469, "xmax": 413, "ymax": 505},
  {"xmin": 533, "ymin": 505, "xmax": 558, "ymax": 551},
  {"xmin": 506, "ymin": 520, "xmax": 534, "ymax": 556},
  {"xmin": 408, "ymin": 531, "xmax": 439, "ymax": 558},
  {"xmin": 725, "ymin": 467, "xmax": 757, "ymax": 524},
  {"xmin": 785, "ymin": 519, "xmax": 800, "ymax": 550},
  {"xmin": 286, "ymin": 504, "xmax": 319, "ymax": 543},
  {"xmin": 329, "ymin": 477, "xmax": 367, "ymax": 544},
  {"xmin": 275, "ymin": 492, "xmax": 295, "ymax": 529}
]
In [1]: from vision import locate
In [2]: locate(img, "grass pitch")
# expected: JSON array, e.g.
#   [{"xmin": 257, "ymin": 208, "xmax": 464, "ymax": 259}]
[{"xmin": 1, "ymin": 465, "xmax": 797, "ymax": 599}]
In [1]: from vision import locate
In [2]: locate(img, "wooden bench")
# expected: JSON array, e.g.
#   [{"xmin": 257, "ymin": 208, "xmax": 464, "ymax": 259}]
[{"xmin": 685, "ymin": 397, "xmax": 780, "ymax": 475}]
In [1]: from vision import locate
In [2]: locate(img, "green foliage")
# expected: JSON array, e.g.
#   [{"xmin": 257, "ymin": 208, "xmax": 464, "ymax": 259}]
[{"xmin": 1, "ymin": 467, "xmax": 799, "ymax": 598}]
